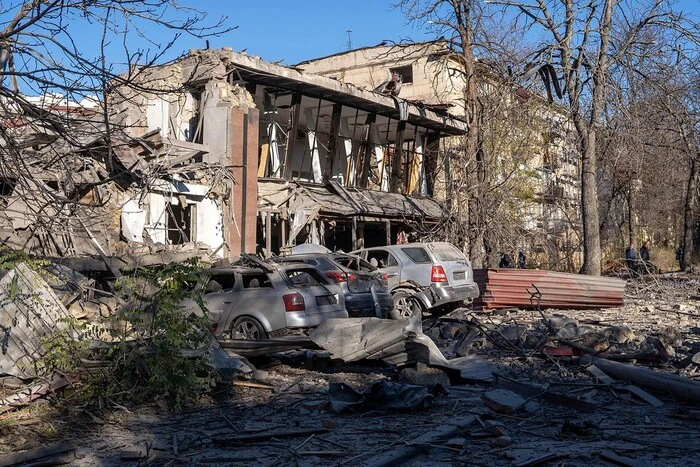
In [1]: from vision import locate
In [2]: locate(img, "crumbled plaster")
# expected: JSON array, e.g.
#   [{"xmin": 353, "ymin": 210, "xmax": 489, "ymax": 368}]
[{"xmin": 111, "ymin": 48, "xmax": 256, "ymax": 140}]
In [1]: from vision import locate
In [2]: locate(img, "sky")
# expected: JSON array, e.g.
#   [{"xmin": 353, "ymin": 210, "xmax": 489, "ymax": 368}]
[
  {"xmin": 156, "ymin": 1, "xmax": 430, "ymax": 65},
  {"xmin": 135, "ymin": 0, "xmax": 700, "ymax": 66}
]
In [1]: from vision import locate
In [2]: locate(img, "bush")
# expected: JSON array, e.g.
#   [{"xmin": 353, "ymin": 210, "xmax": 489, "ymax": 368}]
[{"xmin": 44, "ymin": 258, "xmax": 216, "ymax": 412}]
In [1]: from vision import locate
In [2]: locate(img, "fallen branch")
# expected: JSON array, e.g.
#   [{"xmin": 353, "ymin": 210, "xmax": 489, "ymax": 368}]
[
  {"xmin": 0, "ymin": 442, "xmax": 74, "ymax": 467},
  {"xmin": 213, "ymin": 427, "xmax": 329, "ymax": 445}
]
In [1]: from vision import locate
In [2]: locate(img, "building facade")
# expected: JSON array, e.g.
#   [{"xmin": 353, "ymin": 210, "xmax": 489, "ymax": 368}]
[
  {"xmin": 111, "ymin": 48, "xmax": 467, "ymax": 258},
  {"xmin": 298, "ymin": 41, "xmax": 582, "ymax": 270}
]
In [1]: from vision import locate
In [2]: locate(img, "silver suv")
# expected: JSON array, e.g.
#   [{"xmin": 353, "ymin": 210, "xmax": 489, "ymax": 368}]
[{"xmin": 351, "ymin": 242, "xmax": 480, "ymax": 317}]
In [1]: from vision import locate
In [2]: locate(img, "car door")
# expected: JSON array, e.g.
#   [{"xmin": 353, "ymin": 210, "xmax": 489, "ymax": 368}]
[
  {"xmin": 201, "ymin": 272, "xmax": 238, "ymax": 326},
  {"xmin": 397, "ymin": 246, "xmax": 433, "ymax": 286},
  {"xmin": 227, "ymin": 271, "xmax": 285, "ymax": 331}
]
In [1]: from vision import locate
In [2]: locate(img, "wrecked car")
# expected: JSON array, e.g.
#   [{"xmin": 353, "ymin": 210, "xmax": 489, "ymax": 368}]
[
  {"xmin": 351, "ymin": 242, "xmax": 480, "ymax": 317},
  {"xmin": 271, "ymin": 252, "xmax": 394, "ymax": 318},
  {"xmin": 189, "ymin": 262, "xmax": 348, "ymax": 340}
]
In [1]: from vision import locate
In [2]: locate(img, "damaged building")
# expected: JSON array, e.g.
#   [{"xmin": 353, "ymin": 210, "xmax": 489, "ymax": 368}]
[
  {"xmin": 0, "ymin": 47, "xmax": 466, "ymax": 268},
  {"xmin": 112, "ymin": 48, "xmax": 468, "ymax": 257}
]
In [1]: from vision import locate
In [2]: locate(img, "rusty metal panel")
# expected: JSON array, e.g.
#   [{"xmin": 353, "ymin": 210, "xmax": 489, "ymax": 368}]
[{"xmin": 473, "ymin": 269, "xmax": 626, "ymax": 310}]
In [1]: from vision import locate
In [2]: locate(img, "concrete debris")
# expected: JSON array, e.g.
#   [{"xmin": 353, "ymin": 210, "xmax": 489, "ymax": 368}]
[
  {"xmin": 398, "ymin": 362, "xmax": 451, "ymax": 387},
  {"xmin": 309, "ymin": 316, "xmax": 496, "ymax": 382},
  {"xmin": 0, "ymin": 263, "xmax": 72, "ymax": 379},
  {"xmin": 482, "ymin": 389, "xmax": 527, "ymax": 414},
  {"xmin": 5, "ymin": 263, "xmax": 700, "ymax": 466}
]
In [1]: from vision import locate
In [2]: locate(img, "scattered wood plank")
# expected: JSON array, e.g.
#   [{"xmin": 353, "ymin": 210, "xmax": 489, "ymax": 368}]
[
  {"xmin": 0, "ymin": 378, "xmax": 71, "ymax": 414},
  {"xmin": 0, "ymin": 442, "xmax": 74, "ymax": 467},
  {"xmin": 365, "ymin": 416, "xmax": 476, "ymax": 467},
  {"xmin": 585, "ymin": 364, "xmax": 664, "ymax": 408},
  {"xmin": 231, "ymin": 380, "xmax": 276, "ymax": 390},
  {"xmin": 494, "ymin": 374, "xmax": 597, "ymax": 412},
  {"xmin": 582, "ymin": 356, "xmax": 700, "ymax": 406},
  {"xmin": 213, "ymin": 427, "xmax": 329, "ymax": 445}
]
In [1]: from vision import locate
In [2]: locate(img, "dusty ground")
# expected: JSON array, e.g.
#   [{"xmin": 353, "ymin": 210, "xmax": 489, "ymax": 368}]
[{"xmin": 3, "ymin": 272, "xmax": 700, "ymax": 466}]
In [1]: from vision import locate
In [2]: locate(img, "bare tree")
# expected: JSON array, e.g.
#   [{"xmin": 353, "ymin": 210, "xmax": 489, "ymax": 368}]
[
  {"xmin": 487, "ymin": 0, "xmax": 682, "ymax": 275},
  {"xmin": 0, "ymin": 1, "xmax": 231, "ymax": 255},
  {"xmin": 595, "ymin": 11, "xmax": 700, "ymax": 271},
  {"xmin": 395, "ymin": 0, "xmax": 532, "ymax": 268}
]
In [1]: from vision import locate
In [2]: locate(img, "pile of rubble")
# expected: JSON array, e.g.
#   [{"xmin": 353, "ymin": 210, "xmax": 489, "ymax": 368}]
[{"xmin": 3, "ymin": 270, "xmax": 700, "ymax": 465}]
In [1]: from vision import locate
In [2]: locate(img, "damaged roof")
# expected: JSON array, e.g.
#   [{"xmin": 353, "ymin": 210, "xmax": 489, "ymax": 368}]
[
  {"xmin": 258, "ymin": 180, "xmax": 444, "ymax": 220},
  {"xmin": 186, "ymin": 49, "xmax": 467, "ymax": 136}
]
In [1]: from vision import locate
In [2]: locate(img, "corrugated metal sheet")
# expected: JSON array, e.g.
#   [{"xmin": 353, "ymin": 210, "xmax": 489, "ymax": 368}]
[{"xmin": 473, "ymin": 269, "xmax": 626, "ymax": 310}]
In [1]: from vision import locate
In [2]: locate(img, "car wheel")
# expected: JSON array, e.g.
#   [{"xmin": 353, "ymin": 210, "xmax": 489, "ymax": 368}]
[
  {"xmin": 390, "ymin": 289, "xmax": 421, "ymax": 319},
  {"xmin": 231, "ymin": 317, "xmax": 268, "ymax": 340}
]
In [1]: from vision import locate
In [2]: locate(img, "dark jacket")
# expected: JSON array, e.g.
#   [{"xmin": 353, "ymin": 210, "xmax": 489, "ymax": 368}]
[
  {"xmin": 625, "ymin": 246, "xmax": 636, "ymax": 268},
  {"xmin": 640, "ymin": 246, "xmax": 650, "ymax": 262}
]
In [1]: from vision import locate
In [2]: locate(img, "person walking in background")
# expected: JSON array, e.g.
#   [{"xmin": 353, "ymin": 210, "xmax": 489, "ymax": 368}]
[
  {"xmin": 639, "ymin": 241, "xmax": 650, "ymax": 264},
  {"xmin": 517, "ymin": 249, "xmax": 526, "ymax": 269},
  {"xmin": 625, "ymin": 242, "xmax": 637, "ymax": 272},
  {"xmin": 676, "ymin": 244, "xmax": 684, "ymax": 271},
  {"xmin": 499, "ymin": 250, "xmax": 515, "ymax": 268}
]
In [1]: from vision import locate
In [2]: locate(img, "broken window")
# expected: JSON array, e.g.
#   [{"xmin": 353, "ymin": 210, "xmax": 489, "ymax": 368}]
[
  {"xmin": 287, "ymin": 268, "xmax": 326, "ymax": 287},
  {"xmin": 390, "ymin": 65, "xmax": 413, "ymax": 84},
  {"xmin": 366, "ymin": 249, "xmax": 398, "ymax": 268},
  {"xmin": 166, "ymin": 201, "xmax": 193, "ymax": 244},
  {"xmin": 242, "ymin": 273, "xmax": 273, "ymax": 289},
  {"xmin": 206, "ymin": 274, "xmax": 235, "ymax": 292}
]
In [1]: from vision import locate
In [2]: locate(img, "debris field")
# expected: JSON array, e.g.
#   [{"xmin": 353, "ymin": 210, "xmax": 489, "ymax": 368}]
[{"xmin": 3, "ymin": 272, "xmax": 700, "ymax": 466}]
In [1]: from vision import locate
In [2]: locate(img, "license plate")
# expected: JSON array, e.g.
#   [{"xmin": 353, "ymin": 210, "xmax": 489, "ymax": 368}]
[
  {"xmin": 316, "ymin": 295, "xmax": 337, "ymax": 306},
  {"xmin": 453, "ymin": 271, "xmax": 465, "ymax": 280}
]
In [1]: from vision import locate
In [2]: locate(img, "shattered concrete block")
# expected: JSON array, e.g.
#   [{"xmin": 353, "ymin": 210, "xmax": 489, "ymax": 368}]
[
  {"xmin": 548, "ymin": 316, "xmax": 579, "ymax": 329},
  {"xmin": 440, "ymin": 323, "xmax": 464, "ymax": 340},
  {"xmin": 482, "ymin": 389, "xmax": 526, "ymax": 414},
  {"xmin": 489, "ymin": 435, "xmax": 513, "ymax": 447},
  {"xmin": 580, "ymin": 331, "xmax": 610, "ymax": 352},
  {"xmin": 606, "ymin": 325, "xmax": 636, "ymax": 344},
  {"xmin": 399, "ymin": 363, "xmax": 451, "ymax": 387},
  {"xmin": 445, "ymin": 438, "xmax": 467, "ymax": 450},
  {"xmin": 251, "ymin": 370, "xmax": 271, "ymax": 382}
]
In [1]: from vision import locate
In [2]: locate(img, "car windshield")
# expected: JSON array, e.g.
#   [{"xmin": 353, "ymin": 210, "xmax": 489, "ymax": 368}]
[{"xmin": 431, "ymin": 243, "xmax": 467, "ymax": 261}]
